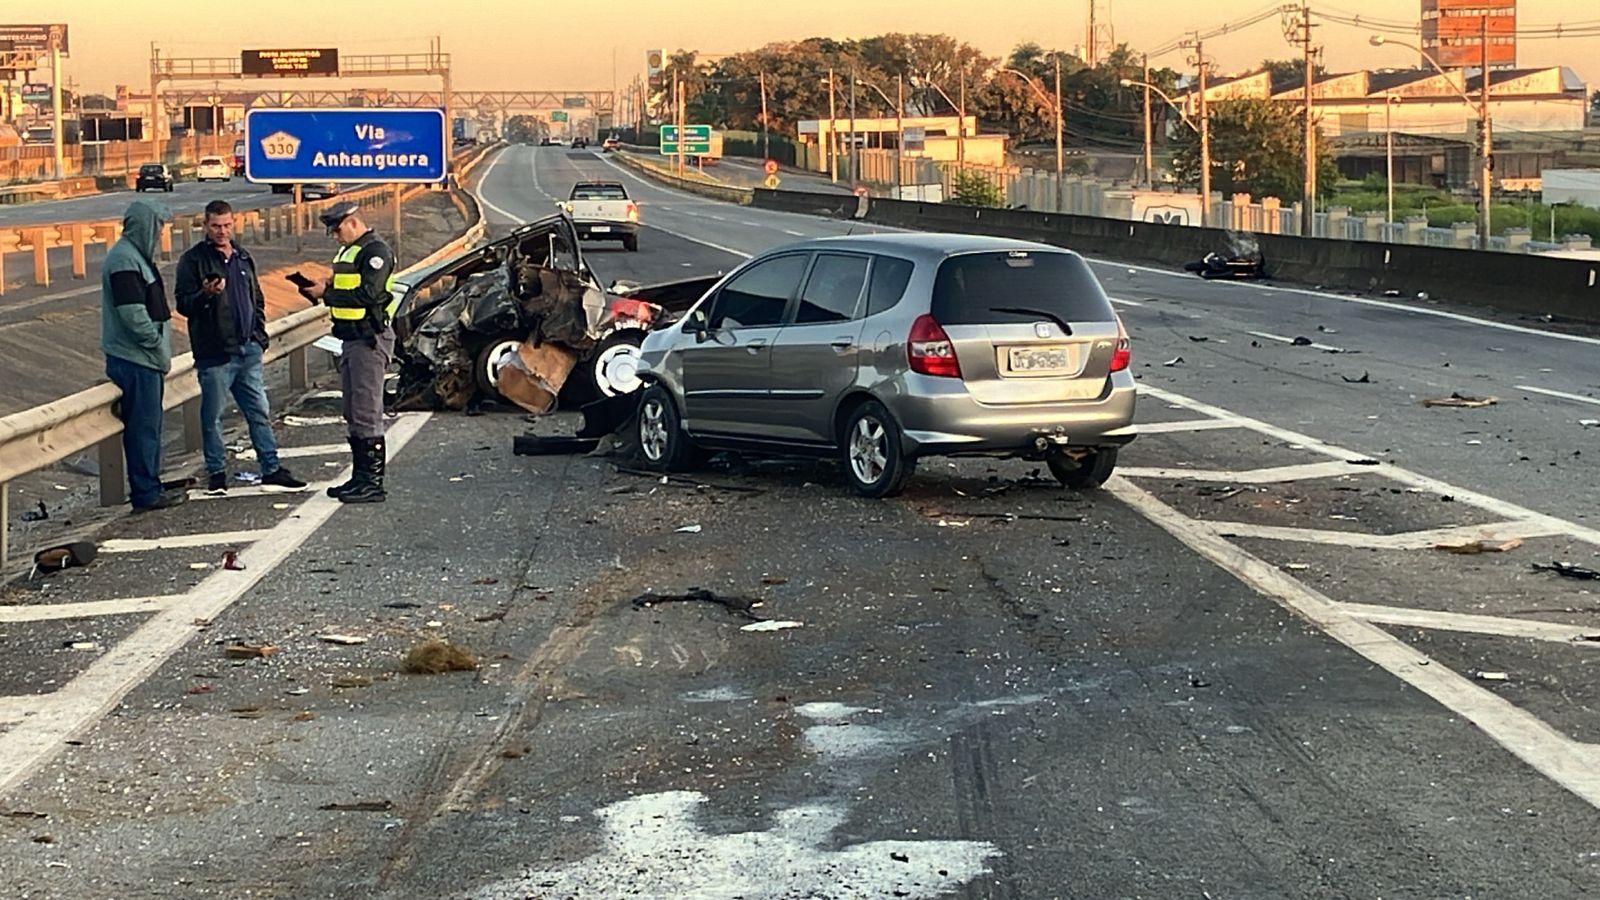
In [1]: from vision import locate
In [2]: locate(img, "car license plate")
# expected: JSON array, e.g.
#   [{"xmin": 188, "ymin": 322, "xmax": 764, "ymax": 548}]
[
  {"xmin": 590, "ymin": 225, "xmax": 611, "ymax": 233},
  {"xmin": 1008, "ymin": 346, "xmax": 1072, "ymax": 374}
]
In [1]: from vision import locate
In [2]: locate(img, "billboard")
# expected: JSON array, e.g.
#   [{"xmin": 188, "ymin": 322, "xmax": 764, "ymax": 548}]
[
  {"xmin": 245, "ymin": 108, "xmax": 447, "ymax": 184},
  {"xmin": 241, "ymin": 48, "xmax": 339, "ymax": 77},
  {"xmin": 646, "ymin": 49, "xmax": 667, "ymax": 125},
  {"xmin": 0, "ymin": 24, "xmax": 68, "ymax": 53}
]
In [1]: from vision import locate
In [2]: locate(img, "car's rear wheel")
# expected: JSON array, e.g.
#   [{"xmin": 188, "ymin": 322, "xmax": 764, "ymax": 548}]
[
  {"xmin": 1048, "ymin": 448, "xmax": 1118, "ymax": 489},
  {"xmin": 474, "ymin": 337, "xmax": 524, "ymax": 401},
  {"xmin": 623, "ymin": 234, "xmax": 639, "ymax": 252},
  {"xmin": 843, "ymin": 401, "xmax": 914, "ymax": 498},
  {"xmin": 638, "ymin": 385, "xmax": 697, "ymax": 472}
]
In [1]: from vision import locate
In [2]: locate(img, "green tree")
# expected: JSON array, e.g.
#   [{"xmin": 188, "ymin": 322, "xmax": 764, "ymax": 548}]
[
  {"xmin": 949, "ymin": 169, "xmax": 1004, "ymax": 207},
  {"xmin": 1170, "ymin": 99, "xmax": 1338, "ymax": 202}
]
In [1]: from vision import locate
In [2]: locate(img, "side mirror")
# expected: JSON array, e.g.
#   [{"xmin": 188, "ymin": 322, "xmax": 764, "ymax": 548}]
[{"xmin": 685, "ymin": 308, "xmax": 710, "ymax": 342}]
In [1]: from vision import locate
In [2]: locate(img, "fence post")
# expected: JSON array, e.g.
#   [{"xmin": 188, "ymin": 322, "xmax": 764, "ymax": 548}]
[
  {"xmin": 29, "ymin": 228, "xmax": 49, "ymax": 287},
  {"xmin": 288, "ymin": 346, "xmax": 309, "ymax": 390},
  {"xmin": 97, "ymin": 435, "xmax": 127, "ymax": 507},
  {"xmin": 71, "ymin": 224, "xmax": 87, "ymax": 278},
  {"xmin": 160, "ymin": 223, "xmax": 173, "ymax": 261}
]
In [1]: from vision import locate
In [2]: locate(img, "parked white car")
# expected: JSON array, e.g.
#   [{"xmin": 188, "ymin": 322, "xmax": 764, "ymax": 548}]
[{"xmin": 196, "ymin": 156, "xmax": 231, "ymax": 182}]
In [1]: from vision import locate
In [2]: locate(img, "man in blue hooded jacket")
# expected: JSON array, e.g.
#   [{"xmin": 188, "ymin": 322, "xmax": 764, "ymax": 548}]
[{"xmin": 100, "ymin": 198, "xmax": 186, "ymax": 512}]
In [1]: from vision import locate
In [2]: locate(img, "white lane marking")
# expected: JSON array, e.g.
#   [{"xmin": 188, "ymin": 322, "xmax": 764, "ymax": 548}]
[
  {"xmin": 1107, "ymin": 474, "xmax": 1600, "ymax": 810},
  {"xmin": 302, "ymin": 390, "xmax": 344, "ymax": 400},
  {"xmin": 1247, "ymin": 330, "xmax": 1346, "ymax": 353},
  {"xmin": 1107, "ymin": 297, "xmax": 1143, "ymax": 307},
  {"xmin": 1135, "ymin": 418, "xmax": 1245, "ymax": 434},
  {"xmin": 236, "ymin": 442, "xmax": 346, "ymax": 461},
  {"xmin": 282, "ymin": 415, "xmax": 344, "ymax": 427},
  {"xmin": 1141, "ymin": 384, "xmax": 1600, "ymax": 548},
  {"xmin": 1118, "ymin": 460, "xmax": 1360, "ymax": 484},
  {"xmin": 100, "ymin": 530, "xmax": 272, "ymax": 554},
  {"xmin": 0, "ymin": 596, "xmax": 178, "ymax": 623},
  {"xmin": 1210, "ymin": 518, "xmax": 1564, "ymax": 550},
  {"xmin": 782, "ymin": 229, "xmax": 805, "ymax": 236},
  {"xmin": 640, "ymin": 222, "xmax": 752, "ymax": 260},
  {"xmin": 1100, "ymin": 259, "xmax": 1600, "ymax": 349},
  {"xmin": 1336, "ymin": 602, "xmax": 1600, "ymax": 646},
  {"xmin": 707, "ymin": 214, "xmax": 728, "ymax": 222},
  {"xmin": 0, "ymin": 284, "xmax": 100, "ymax": 316},
  {"xmin": 186, "ymin": 484, "xmax": 315, "ymax": 501},
  {"xmin": 0, "ymin": 412, "xmax": 432, "ymax": 798},
  {"xmin": 471, "ymin": 147, "xmax": 524, "ymax": 226},
  {"xmin": 1515, "ymin": 384, "xmax": 1600, "ymax": 408}
]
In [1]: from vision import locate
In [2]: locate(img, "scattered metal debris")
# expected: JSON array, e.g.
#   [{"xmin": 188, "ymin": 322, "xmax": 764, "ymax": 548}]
[
  {"xmin": 1471, "ymin": 670, "xmax": 1510, "ymax": 682},
  {"xmin": 675, "ymin": 524, "xmax": 704, "ymax": 534},
  {"xmin": 20, "ymin": 500, "xmax": 48, "ymax": 522},
  {"xmin": 318, "ymin": 800, "xmax": 393, "ymax": 812},
  {"xmin": 1162, "ymin": 356, "xmax": 1184, "ymax": 367},
  {"xmin": 740, "ymin": 620, "xmax": 803, "ymax": 633},
  {"xmin": 317, "ymin": 634, "xmax": 369, "ymax": 645},
  {"xmin": 1533, "ymin": 561, "xmax": 1600, "ymax": 581},
  {"xmin": 1341, "ymin": 372, "xmax": 1371, "ymax": 384},
  {"xmin": 632, "ymin": 589, "xmax": 763, "ymax": 622},
  {"xmin": 223, "ymin": 643, "xmax": 278, "ymax": 659},
  {"xmin": 1423, "ymin": 393, "xmax": 1498, "ymax": 409}
]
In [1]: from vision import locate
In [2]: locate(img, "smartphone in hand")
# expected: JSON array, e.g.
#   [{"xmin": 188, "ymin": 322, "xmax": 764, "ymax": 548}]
[{"xmin": 285, "ymin": 271, "xmax": 315, "ymax": 289}]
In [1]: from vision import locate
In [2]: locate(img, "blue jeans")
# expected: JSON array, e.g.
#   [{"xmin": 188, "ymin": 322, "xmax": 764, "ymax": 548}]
[
  {"xmin": 198, "ymin": 342, "xmax": 280, "ymax": 476},
  {"xmin": 106, "ymin": 354, "xmax": 165, "ymax": 508}
]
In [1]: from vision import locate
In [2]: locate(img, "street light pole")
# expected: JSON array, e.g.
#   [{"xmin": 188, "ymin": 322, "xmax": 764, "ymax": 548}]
[
  {"xmin": 1385, "ymin": 96, "xmax": 1400, "ymax": 228},
  {"xmin": 895, "ymin": 74, "xmax": 904, "ymax": 194},
  {"xmin": 1054, "ymin": 55, "xmax": 1065, "ymax": 212},
  {"xmin": 1142, "ymin": 54, "xmax": 1153, "ymax": 188},
  {"xmin": 1197, "ymin": 39, "xmax": 1212, "ymax": 228},
  {"xmin": 759, "ymin": 70, "xmax": 770, "ymax": 161},
  {"xmin": 849, "ymin": 64, "xmax": 858, "ymax": 183},
  {"xmin": 827, "ymin": 67, "xmax": 838, "ymax": 183}
]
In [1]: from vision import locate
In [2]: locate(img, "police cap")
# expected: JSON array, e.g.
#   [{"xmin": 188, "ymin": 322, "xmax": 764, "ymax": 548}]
[{"xmin": 318, "ymin": 200, "xmax": 361, "ymax": 233}]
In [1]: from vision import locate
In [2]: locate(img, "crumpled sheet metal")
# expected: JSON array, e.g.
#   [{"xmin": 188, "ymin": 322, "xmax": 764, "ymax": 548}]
[{"xmin": 495, "ymin": 341, "xmax": 579, "ymax": 415}]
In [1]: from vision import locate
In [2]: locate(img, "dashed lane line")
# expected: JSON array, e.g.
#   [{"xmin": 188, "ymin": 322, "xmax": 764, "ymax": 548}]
[
  {"xmin": 1336, "ymin": 602, "xmax": 1600, "ymax": 646},
  {"xmin": 236, "ymin": 442, "xmax": 346, "ymax": 461},
  {"xmin": 1135, "ymin": 419, "xmax": 1245, "ymax": 434},
  {"xmin": 1107, "ymin": 473, "xmax": 1600, "ymax": 810},
  {"xmin": 100, "ymin": 530, "xmax": 273, "ymax": 554},
  {"xmin": 1116, "ymin": 460, "xmax": 1360, "ymax": 484},
  {"xmin": 1247, "ymin": 330, "xmax": 1346, "ymax": 353},
  {"xmin": 1208, "ymin": 518, "xmax": 1565, "ymax": 551},
  {"xmin": 470, "ymin": 147, "xmax": 524, "ymax": 226},
  {"xmin": 0, "ymin": 412, "xmax": 432, "ymax": 798},
  {"xmin": 1515, "ymin": 384, "xmax": 1600, "ymax": 408},
  {"xmin": 0, "ymin": 595, "xmax": 178, "ymax": 624}
]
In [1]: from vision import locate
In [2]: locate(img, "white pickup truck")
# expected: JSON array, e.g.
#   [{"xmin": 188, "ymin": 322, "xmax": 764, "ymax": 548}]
[{"xmin": 561, "ymin": 181, "xmax": 640, "ymax": 252}]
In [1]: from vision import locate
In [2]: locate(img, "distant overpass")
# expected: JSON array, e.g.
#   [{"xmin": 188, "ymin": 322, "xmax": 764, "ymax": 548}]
[{"xmin": 160, "ymin": 89, "xmax": 616, "ymax": 119}]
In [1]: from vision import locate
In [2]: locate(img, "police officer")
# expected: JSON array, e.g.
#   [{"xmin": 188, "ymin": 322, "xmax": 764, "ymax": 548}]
[{"xmin": 299, "ymin": 200, "xmax": 397, "ymax": 504}]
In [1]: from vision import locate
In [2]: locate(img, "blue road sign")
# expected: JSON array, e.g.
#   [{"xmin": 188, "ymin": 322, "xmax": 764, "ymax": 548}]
[{"xmin": 244, "ymin": 108, "xmax": 447, "ymax": 184}]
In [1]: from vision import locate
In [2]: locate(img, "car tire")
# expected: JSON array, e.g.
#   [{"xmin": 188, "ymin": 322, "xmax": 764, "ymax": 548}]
[
  {"xmin": 1048, "ymin": 448, "xmax": 1118, "ymax": 489},
  {"xmin": 842, "ymin": 400, "xmax": 914, "ymax": 498},
  {"xmin": 473, "ymin": 337, "xmax": 524, "ymax": 402},
  {"xmin": 565, "ymin": 330, "xmax": 646, "ymax": 406},
  {"xmin": 637, "ymin": 384, "xmax": 698, "ymax": 472},
  {"xmin": 623, "ymin": 234, "xmax": 639, "ymax": 252}
]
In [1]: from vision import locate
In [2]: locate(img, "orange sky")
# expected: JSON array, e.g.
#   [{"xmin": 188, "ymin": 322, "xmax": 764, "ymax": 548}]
[{"xmin": 38, "ymin": 0, "xmax": 1600, "ymax": 94}]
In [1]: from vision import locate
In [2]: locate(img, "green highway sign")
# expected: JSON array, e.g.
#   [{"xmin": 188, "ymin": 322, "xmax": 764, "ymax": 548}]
[
  {"xmin": 550, "ymin": 110, "xmax": 569, "ymax": 123},
  {"xmin": 660, "ymin": 124, "xmax": 711, "ymax": 155}
]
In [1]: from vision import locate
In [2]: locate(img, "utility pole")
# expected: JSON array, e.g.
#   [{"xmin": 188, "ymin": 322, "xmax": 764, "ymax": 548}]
[
  {"xmin": 895, "ymin": 73, "xmax": 904, "ymax": 194},
  {"xmin": 675, "ymin": 75, "xmax": 685, "ymax": 178},
  {"xmin": 50, "ymin": 45, "xmax": 65, "ymax": 180},
  {"xmin": 1478, "ymin": 15, "xmax": 1493, "ymax": 247},
  {"xmin": 849, "ymin": 63, "xmax": 857, "ymax": 183},
  {"xmin": 759, "ymin": 69, "xmax": 770, "ymax": 160},
  {"xmin": 149, "ymin": 43, "xmax": 163, "ymax": 161},
  {"xmin": 957, "ymin": 63, "xmax": 967, "ymax": 170},
  {"xmin": 1300, "ymin": 2, "xmax": 1318, "ymax": 236},
  {"xmin": 1141, "ymin": 54, "xmax": 1153, "ymax": 187},
  {"xmin": 1195, "ymin": 38, "xmax": 1212, "ymax": 228},
  {"xmin": 1054, "ymin": 54, "xmax": 1065, "ymax": 212},
  {"xmin": 1385, "ymin": 96, "xmax": 1397, "ymax": 227},
  {"xmin": 827, "ymin": 67, "xmax": 838, "ymax": 183}
]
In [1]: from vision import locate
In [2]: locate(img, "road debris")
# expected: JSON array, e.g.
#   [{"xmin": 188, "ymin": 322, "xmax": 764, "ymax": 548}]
[
  {"xmin": 30, "ymin": 541, "xmax": 96, "ymax": 576},
  {"xmin": 1533, "ymin": 562, "xmax": 1600, "ymax": 581},
  {"xmin": 331, "ymin": 674, "xmax": 374, "ymax": 689},
  {"xmin": 1435, "ymin": 538, "xmax": 1524, "ymax": 554},
  {"xmin": 1472, "ymin": 670, "xmax": 1510, "ymax": 682},
  {"xmin": 1423, "ymin": 393, "xmax": 1498, "ymax": 408},
  {"xmin": 1187, "ymin": 335, "xmax": 1209, "ymax": 343},
  {"xmin": 224, "ymin": 642, "xmax": 279, "ymax": 659},
  {"xmin": 188, "ymin": 562, "xmax": 212, "ymax": 570},
  {"xmin": 317, "ymin": 634, "xmax": 369, "ymax": 645},
  {"xmin": 20, "ymin": 500, "xmax": 48, "ymax": 522},
  {"xmin": 1184, "ymin": 250, "xmax": 1263, "ymax": 280},
  {"xmin": 740, "ymin": 620, "xmax": 803, "ymax": 633},
  {"xmin": 675, "ymin": 524, "xmax": 704, "ymax": 534},
  {"xmin": 1162, "ymin": 356, "xmax": 1184, "ymax": 367},
  {"xmin": 222, "ymin": 550, "xmax": 246, "ymax": 571},
  {"xmin": 1580, "ymin": 419, "xmax": 1599, "ymax": 428},
  {"xmin": 1341, "ymin": 372, "xmax": 1371, "ymax": 384},
  {"xmin": 613, "ymin": 466, "xmax": 766, "ymax": 494},
  {"xmin": 401, "ymin": 640, "xmax": 480, "ymax": 674},
  {"xmin": 318, "ymin": 800, "xmax": 393, "ymax": 812},
  {"xmin": 1196, "ymin": 485, "xmax": 1246, "ymax": 501},
  {"xmin": 1290, "ymin": 336, "xmax": 1313, "ymax": 347}
]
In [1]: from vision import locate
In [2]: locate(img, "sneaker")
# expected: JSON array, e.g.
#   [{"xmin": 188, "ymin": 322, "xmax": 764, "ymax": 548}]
[
  {"xmin": 261, "ymin": 467, "xmax": 308, "ymax": 490},
  {"xmin": 133, "ymin": 490, "xmax": 189, "ymax": 513},
  {"xmin": 207, "ymin": 472, "xmax": 228, "ymax": 494}
]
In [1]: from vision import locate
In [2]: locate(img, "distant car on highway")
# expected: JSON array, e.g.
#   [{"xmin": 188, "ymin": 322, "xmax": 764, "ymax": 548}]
[
  {"xmin": 560, "ymin": 181, "xmax": 639, "ymax": 252},
  {"xmin": 269, "ymin": 182, "xmax": 341, "ymax": 199},
  {"xmin": 196, "ymin": 156, "xmax": 231, "ymax": 182},
  {"xmin": 633, "ymin": 233, "xmax": 1137, "ymax": 497},
  {"xmin": 231, "ymin": 139, "xmax": 246, "ymax": 176},
  {"xmin": 135, "ymin": 163, "xmax": 175, "ymax": 192},
  {"xmin": 539, "ymin": 137, "xmax": 554, "ymax": 146},
  {"xmin": 572, "ymin": 137, "xmax": 589, "ymax": 149},
  {"xmin": 602, "ymin": 137, "xmax": 621, "ymax": 152}
]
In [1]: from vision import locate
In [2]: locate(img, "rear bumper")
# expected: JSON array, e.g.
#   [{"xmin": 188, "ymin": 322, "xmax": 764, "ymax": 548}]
[
  {"xmin": 574, "ymin": 221, "xmax": 638, "ymax": 239},
  {"xmin": 884, "ymin": 371, "xmax": 1139, "ymax": 456}
]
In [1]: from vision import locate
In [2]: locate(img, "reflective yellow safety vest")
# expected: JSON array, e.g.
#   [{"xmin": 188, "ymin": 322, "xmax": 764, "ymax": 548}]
[{"xmin": 325, "ymin": 231, "xmax": 400, "ymax": 337}]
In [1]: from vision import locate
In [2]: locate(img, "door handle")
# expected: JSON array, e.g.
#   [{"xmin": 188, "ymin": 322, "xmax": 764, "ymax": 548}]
[
  {"xmin": 830, "ymin": 338, "xmax": 855, "ymax": 352},
  {"xmin": 745, "ymin": 338, "xmax": 769, "ymax": 355}
]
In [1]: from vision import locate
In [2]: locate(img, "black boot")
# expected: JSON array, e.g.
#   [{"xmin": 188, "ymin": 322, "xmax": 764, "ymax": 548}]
[
  {"xmin": 339, "ymin": 437, "xmax": 387, "ymax": 504},
  {"xmin": 326, "ymin": 438, "xmax": 363, "ymax": 499}
]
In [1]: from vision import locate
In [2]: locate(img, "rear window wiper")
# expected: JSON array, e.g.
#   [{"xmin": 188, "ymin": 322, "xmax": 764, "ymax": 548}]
[{"xmin": 987, "ymin": 306, "xmax": 1073, "ymax": 334}]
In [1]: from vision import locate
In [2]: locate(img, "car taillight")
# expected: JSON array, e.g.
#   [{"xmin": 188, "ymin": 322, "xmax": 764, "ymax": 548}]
[
  {"xmin": 908, "ymin": 314, "xmax": 961, "ymax": 378},
  {"xmin": 626, "ymin": 202, "xmax": 639, "ymax": 222},
  {"xmin": 1110, "ymin": 317, "xmax": 1131, "ymax": 372},
  {"xmin": 609, "ymin": 298, "xmax": 656, "ymax": 324}
]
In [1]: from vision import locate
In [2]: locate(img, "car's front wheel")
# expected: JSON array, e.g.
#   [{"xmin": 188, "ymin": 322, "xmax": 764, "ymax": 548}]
[
  {"xmin": 1048, "ymin": 448, "xmax": 1118, "ymax": 489},
  {"xmin": 637, "ymin": 384, "xmax": 698, "ymax": 472},
  {"xmin": 842, "ymin": 400, "xmax": 914, "ymax": 498},
  {"xmin": 474, "ymin": 337, "xmax": 524, "ymax": 402}
]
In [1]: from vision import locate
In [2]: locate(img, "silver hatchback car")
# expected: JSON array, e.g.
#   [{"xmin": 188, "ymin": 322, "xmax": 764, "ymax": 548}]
[{"xmin": 634, "ymin": 233, "xmax": 1137, "ymax": 497}]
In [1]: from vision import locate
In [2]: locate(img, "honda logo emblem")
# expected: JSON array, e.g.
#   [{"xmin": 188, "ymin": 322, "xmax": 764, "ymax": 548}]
[{"xmin": 1034, "ymin": 323, "xmax": 1052, "ymax": 338}]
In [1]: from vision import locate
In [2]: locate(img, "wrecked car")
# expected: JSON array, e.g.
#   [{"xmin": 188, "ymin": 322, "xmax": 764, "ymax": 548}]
[{"xmin": 390, "ymin": 215, "xmax": 714, "ymax": 414}]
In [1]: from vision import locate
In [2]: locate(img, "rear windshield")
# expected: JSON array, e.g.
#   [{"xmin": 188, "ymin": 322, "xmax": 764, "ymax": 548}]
[
  {"xmin": 139, "ymin": 165, "xmax": 164, "ymax": 174},
  {"xmin": 201, "ymin": 157, "xmax": 223, "ymax": 164},
  {"xmin": 572, "ymin": 184, "xmax": 627, "ymax": 200},
  {"xmin": 931, "ymin": 251, "xmax": 1114, "ymax": 325}
]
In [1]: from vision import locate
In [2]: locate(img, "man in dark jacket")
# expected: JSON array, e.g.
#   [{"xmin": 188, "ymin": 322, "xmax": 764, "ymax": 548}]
[
  {"xmin": 175, "ymin": 200, "xmax": 305, "ymax": 493},
  {"xmin": 101, "ymin": 198, "xmax": 186, "ymax": 511}
]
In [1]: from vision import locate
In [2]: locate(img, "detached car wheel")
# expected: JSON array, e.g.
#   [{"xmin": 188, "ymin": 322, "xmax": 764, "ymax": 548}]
[
  {"xmin": 1048, "ymin": 448, "xmax": 1118, "ymax": 489},
  {"xmin": 474, "ymin": 338, "xmax": 524, "ymax": 401},
  {"xmin": 843, "ymin": 400, "xmax": 914, "ymax": 498},
  {"xmin": 637, "ymin": 385, "xmax": 697, "ymax": 472}
]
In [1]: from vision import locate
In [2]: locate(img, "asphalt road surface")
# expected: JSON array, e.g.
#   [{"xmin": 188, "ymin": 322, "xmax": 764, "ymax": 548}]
[
  {"xmin": 0, "ymin": 143, "xmax": 1598, "ymax": 898},
  {"xmin": 0, "ymin": 177, "xmax": 290, "ymax": 228}
]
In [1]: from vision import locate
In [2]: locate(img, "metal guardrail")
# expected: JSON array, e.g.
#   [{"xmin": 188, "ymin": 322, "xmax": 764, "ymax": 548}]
[
  {"xmin": 0, "ymin": 143, "xmax": 498, "ymax": 566},
  {"xmin": 613, "ymin": 152, "xmax": 754, "ymax": 206}
]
